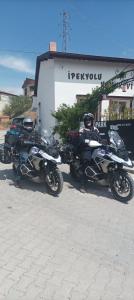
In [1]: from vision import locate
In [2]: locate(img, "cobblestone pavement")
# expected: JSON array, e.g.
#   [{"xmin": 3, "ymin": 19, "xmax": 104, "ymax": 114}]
[
  {"xmin": 0, "ymin": 161, "xmax": 133, "ymax": 300},
  {"xmin": 0, "ymin": 128, "xmax": 134, "ymax": 300}
]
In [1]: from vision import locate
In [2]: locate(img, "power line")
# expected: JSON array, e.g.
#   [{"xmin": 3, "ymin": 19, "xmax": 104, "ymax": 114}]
[{"xmin": 0, "ymin": 49, "xmax": 41, "ymax": 55}]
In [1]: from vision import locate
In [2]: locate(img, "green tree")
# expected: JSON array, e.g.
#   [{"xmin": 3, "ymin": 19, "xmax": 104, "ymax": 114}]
[
  {"xmin": 52, "ymin": 69, "xmax": 134, "ymax": 141},
  {"xmin": 3, "ymin": 96, "xmax": 32, "ymax": 118}
]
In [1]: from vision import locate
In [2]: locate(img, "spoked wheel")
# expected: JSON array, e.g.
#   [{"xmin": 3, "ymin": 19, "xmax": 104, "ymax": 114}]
[
  {"xmin": 45, "ymin": 168, "xmax": 63, "ymax": 196},
  {"xmin": 110, "ymin": 171, "xmax": 134, "ymax": 202}
]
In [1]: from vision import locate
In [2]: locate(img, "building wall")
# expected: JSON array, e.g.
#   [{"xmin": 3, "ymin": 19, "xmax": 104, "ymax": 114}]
[
  {"xmin": 24, "ymin": 85, "xmax": 34, "ymax": 97},
  {"xmin": 54, "ymin": 58, "xmax": 134, "ymax": 101},
  {"xmin": 37, "ymin": 57, "xmax": 134, "ymax": 132},
  {"xmin": 37, "ymin": 59, "xmax": 55, "ymax": 133},
  {"xmin": 101, "ymin": 100, "xmax": 109, "ymax": 115},
  {"xmin": 0, "ymin": 94, "xmax": 11, "ymax": 113},
  {"xmin": 32, "ymin": 96, "xmax": 37, "ymax": 109}
]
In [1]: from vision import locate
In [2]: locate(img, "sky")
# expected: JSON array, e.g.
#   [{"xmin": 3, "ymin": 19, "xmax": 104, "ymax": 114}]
[{"xmin": 0, "ymin": 0, "xmax": 133, "ymax": 95}]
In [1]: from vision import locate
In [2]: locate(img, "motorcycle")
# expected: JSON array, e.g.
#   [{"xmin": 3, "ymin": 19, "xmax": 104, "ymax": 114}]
[
  {"xmin": 61, "ymin": 130, "xmax": 134, "ymax": 202},
  {"xmin": 3, "ymin": 133, "xmax": 63, "ymax": 196}
]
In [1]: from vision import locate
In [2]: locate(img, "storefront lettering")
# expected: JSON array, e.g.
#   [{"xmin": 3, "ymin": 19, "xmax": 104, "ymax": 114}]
[
  {"xmin": 95, "ymin": 121, "xmax": 107, "ymax": 128},
  {"xmin": 109, "ymin": 123, "xmax": 132, "ymax": 131},
  {"xmin": 68, "ymin": 71, "xmax": 102, "ymax": 81},
  {"xmin": 101, "ymin": 81, "xmax": 134, "ymax": 90}
]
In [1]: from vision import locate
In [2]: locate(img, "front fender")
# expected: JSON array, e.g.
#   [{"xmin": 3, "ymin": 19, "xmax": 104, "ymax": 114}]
[
  {"xmin": 42, "ymin": 160, "xmax": 58, "ymax": 174},
  {"xmin": 109, "ymin": 169, "xmax": 127, "ymax": 181},
  {"xmin": 108, "ymin": 153, "xmax": 133, "ymax": 168}
]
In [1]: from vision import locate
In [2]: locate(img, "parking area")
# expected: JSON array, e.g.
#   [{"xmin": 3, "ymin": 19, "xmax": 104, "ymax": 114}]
[
  {"xmin": 0, "ymin": 129, "xmax": 134, "ymax": 300},
  {"xmin": 0, "ymin": 160, "xmax": 134, "ymax": 300}
]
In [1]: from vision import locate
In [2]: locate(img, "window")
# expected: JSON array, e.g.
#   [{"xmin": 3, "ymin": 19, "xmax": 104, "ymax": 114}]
[
  {"xmin": 76, "ymin": 94, "xmax": 90, "ymax": 103},
  {"xmin": 119, "ymin": 102, "xmax": 126, "ymax": 114},
  {"xmin": 110, "ymin": 101, "xmax": 118, "ymax": 113},
  {"xmin": 30, "ymin": 86, "xmax": 34, "ymax": 91},
  {"xmin": 110, "ymin": 100, "xmax": 126, "ymax": 114}
]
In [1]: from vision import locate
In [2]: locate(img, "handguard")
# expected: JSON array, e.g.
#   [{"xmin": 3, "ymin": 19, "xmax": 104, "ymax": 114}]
[
  {"xmin": 85, "ymin": 139, "xmax": 90, "ymax": 144},
  {"xmin": 88, "ymin": 140, "xmax": 102, "ymax": 147}
]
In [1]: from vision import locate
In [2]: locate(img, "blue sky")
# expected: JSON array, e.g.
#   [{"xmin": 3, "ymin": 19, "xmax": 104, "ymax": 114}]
[{"xmin": 0, "ymin": 0, "xmax": 133, "ymax": 95}]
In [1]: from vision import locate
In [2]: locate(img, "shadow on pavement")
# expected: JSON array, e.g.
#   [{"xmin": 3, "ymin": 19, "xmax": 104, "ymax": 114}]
[
  {"xmin": 0, "ymin": 167, "xmax": 13, "ymax": 181},
  {"xmin": 0, "ymin": 166, "xmax": 129, "ymax": 203},
  {"xmin": 62, "ymin": 171, "xmax": 129, "ymax": 204},
  {"xmin": 0, "ymin": 167, "xmax": 48, "ymax": 195}
]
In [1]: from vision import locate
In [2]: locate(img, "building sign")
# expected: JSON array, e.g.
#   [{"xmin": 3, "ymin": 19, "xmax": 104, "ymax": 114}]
[
  {"xmin": 68, "ymin": 71, "xmax": 102, "ymax": 81},
  {"xmin": 67, "ymin": 69, "xmax": 134, "ymax": 90},
  {"xmin": 101, "ymin": 81, "xmax": 134, "ymax": 91},
  {"xmin": 95, "ymin": 121, "xmax": 107, "ymax": 128}
]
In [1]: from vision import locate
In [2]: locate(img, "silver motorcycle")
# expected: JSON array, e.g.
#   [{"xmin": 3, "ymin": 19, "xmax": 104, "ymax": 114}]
[
  {"xmin": 65, "ymin": 130, "xmax": 134, "ymax": 202},
  {"xmin": 13, "ymin": 134, "xmax": 63, "ymax": 196}
]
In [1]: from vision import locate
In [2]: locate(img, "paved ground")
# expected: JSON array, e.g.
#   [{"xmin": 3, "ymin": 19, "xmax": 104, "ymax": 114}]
[
  {"xmin": 0, "ymin": 130, "xmax": 134, "ymax": 299},
  {"xmin": 0, "ymin": 161, "xmax": 134, "ymax": 300}
]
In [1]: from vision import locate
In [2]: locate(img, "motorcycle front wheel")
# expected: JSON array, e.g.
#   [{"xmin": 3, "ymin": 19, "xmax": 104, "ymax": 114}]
[
  {"xmin": 45, "ymin": 168, "xmax": 63, "ymax": 196},
  {"xmin": 110, "ymin": 171, "xmax": 134, "ymax": 202}
]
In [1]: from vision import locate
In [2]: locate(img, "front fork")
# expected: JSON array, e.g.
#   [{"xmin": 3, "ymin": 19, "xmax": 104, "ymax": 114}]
[
  {"xmin": 42, "ymin": 161, "xmax": 58, "ymax": 176},
  {"xmin": 108, "ymin": 166, "xmax": 126, "ymax": 184}
]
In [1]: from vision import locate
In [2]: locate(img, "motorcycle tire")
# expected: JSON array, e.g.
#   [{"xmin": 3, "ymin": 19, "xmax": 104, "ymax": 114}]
[
  {"xmin": 3, "ymin": 149, "xmax": 11, "ymax": 164},
  {"xmin": 110, "ymin": 171, "xmax": 134, "ymax": 202},
  {"xmin": 45, "ymin": 168, "xmax": 63, "ymax": 196},
  {"xmin": 70, "ymin": 163, "xmax": 80, "ymax": 179},
  {"xmin": 12, "ymin": 163, "xmax": 17, "ymax": 174}
]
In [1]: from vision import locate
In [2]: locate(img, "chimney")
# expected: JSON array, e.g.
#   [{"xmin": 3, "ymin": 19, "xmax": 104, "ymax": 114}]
[{"xmin": 49, "ymin": 41, "xmax": 57, "ymax": 52}]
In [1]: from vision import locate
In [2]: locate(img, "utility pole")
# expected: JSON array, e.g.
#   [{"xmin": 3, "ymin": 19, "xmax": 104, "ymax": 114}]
[{"xmin": 60, "ymin": 10, "xmax": 71, "ymax": 52}]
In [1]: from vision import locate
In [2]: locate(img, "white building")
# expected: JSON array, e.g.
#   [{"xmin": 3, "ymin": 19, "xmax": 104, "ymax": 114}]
[
  {"xmin": 0, "ymin": 91, "xmax": 18, "ymax": 114},
  {"xmin": 22, "ymin": 78, "xmax": 35, "ymax": 97},
  {"xmin": 33, "ymin": 43, "xmax": 134, "ymax": 132}
]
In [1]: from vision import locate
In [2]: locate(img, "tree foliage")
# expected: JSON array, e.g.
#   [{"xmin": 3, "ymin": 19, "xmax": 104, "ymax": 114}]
[
  {"xmin": 52, "ymin": 69, "xmax": 134, "ymax": 140},
  {"xmin": 3, "ymin": 96, "xmax": 32, "ymax": 118}
]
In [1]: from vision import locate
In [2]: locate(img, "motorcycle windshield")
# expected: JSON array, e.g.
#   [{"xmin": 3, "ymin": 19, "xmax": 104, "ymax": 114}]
[
  {"xmin": 108, "ymin": 130, "xmax": 129, "ymax": 161},
  {"xmin": 41, "ymin": 130, "xmax": 58, "ymax": 146},
  {"xmin": 41, "ymin": 130, "xmax": 60, "ymax": 158},
  {"xmin": 108, "ymin": 130, "xmax": 125, "ymax": 150}
]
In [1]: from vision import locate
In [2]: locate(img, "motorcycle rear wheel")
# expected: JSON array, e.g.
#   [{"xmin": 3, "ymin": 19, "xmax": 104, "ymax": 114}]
[
  {"xmin": 110, "ymin": 171, "xmax": 134, "ymax": 202},
  {"xmin": 45, "ymin": 168, "xmax": 63, "ymax": 196}
]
